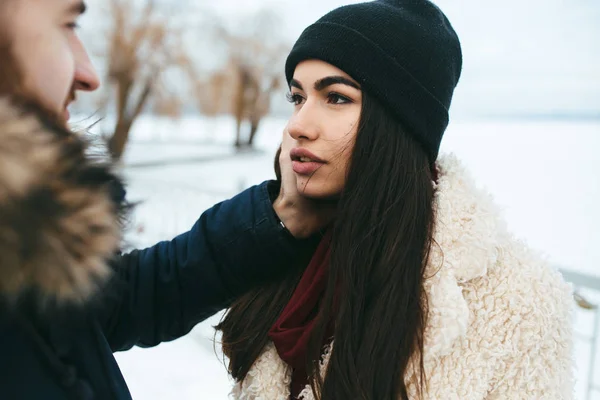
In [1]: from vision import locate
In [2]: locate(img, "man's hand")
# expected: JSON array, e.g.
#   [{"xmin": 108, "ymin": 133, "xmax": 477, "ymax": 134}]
[{"xmin": 273, "ymin": 128, "xmax": 336, "ymax": 238}]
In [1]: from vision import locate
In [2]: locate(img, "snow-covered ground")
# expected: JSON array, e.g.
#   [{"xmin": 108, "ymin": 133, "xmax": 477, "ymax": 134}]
[{"xmin": 106, "ymin": 114, "xmax": 600, "ymax": 399}]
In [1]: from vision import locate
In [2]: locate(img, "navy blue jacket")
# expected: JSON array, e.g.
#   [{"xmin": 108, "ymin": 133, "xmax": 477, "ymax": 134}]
[{"xmin": 0, "ymin": 182, "xmax": 303, "ymax": 400}]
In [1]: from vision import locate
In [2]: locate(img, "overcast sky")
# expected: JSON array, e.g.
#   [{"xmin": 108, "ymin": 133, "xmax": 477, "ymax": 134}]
[{"xmin": 83, "ymin": 0, "xmax": 600, "ymax": 117}]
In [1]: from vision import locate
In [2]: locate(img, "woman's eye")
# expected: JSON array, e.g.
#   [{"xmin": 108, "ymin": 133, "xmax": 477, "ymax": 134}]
[
  {"xmin": 286, "ymin": 92, "xmax": 305, "ymax": 106},
  {"xmin": 65, "ymin": 22, "xmax": 80, "ymax": 30},
  {"xmin": 327, "ymin": 93, "xmax": 351, "ymax": 105}
]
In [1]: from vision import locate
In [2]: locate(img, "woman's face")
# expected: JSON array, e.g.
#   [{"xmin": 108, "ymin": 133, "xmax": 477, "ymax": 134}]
[{"xmin": 284, "ymin": 59, "xmax": 362, "ymax": 199}]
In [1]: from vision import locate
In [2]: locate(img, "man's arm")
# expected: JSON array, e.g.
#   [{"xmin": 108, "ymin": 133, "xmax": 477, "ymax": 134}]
[{"xmin": 98, "ymin": 181, "xmax": 317, "ymax": 352}]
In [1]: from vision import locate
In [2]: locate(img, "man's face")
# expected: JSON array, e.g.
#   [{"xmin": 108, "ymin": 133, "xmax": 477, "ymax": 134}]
[{"xmin": 6, "ymin": 0, "xmax": 99, "ymax": 121}]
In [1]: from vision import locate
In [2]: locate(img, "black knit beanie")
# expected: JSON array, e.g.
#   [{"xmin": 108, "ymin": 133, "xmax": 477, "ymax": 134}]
[{"xmin": 285, "ymin": 0, "xmax": 462, "ymax": 162}]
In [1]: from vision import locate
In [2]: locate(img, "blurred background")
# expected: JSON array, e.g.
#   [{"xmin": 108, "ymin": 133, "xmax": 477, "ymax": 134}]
[{"xmin": 74, "ymin": 0, "xmax": 600, "ymax": 398}]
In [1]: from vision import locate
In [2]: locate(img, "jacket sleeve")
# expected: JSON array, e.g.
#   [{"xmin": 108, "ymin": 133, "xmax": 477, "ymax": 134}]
[
  {"xmin": 486, "ymin": 270, "xmax": 575, "ymax": 399},
  {"xmin": 97, "ymin": 181, "xmax": 311, "ymax": 352}
]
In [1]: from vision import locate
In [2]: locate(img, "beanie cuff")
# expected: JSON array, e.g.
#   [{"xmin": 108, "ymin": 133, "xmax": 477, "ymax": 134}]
[{"xmin": 285, "ymin": 21, "xmax": 449, "ymax": 161}]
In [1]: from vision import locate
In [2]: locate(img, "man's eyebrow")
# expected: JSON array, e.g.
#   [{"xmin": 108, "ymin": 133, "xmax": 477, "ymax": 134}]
[{"xmin": 68, "ymin": 1, "xmax": 87, "ymax": 15}]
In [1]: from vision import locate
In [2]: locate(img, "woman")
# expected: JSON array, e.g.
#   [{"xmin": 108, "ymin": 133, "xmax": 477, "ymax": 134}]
[
  {"xmin": 217, "ymin": 1, "xmax": 574, "ymax": 399},
  {"xmin": 0, "ymin": 1, "xmax": 328, "ymax": 398}
]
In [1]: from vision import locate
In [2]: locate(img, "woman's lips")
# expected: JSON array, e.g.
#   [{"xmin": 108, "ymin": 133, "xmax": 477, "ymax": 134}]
[
  {"xmin": 290, "ymin": 148, "xmax": 326, "ymax": 175},
  {"xmin": 292, "ymin": 160, "xmax": 325, "ymax": 175}
]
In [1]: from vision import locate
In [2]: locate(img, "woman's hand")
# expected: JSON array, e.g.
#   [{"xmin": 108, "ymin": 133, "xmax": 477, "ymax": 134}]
[{"xmin": 273, "ymin": 128, "xmax": 336, "ymax": 238}]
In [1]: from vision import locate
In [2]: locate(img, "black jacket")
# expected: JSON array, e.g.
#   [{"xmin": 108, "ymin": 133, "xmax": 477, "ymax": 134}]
[{"xmin": 0, "ymin": 98, "xmax": 302, "ymax": 399}]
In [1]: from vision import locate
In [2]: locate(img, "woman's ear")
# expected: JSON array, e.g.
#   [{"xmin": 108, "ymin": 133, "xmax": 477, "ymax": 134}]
[{"xmin": 274, "ymin": 144, "xmax": 282, "ymax": 182}]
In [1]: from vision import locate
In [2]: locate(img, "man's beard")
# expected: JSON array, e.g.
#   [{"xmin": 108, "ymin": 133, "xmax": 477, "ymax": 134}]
[
  {"xmin": 2, "ymin": 89, "xmax": 74, "ymax": 131},
  {"xmin": 9, "ymin": 95, "xmax": 69, "ymax": 134},
  {"xmin": 63, "ymin": 89, "xmax": 77, "ymax": 122},
  {"xmin": 0, "ymin": 36, "xmax": 73, "ymax": 130},
  {"xmin": 0, "ymin": 40, "xmax": 25, "ymax": 99}
]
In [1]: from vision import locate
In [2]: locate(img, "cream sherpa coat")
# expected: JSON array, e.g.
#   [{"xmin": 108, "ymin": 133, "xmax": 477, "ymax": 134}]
[{"xmin": 230, "ymin": 155, "xmax": 575, "ymax": 400}]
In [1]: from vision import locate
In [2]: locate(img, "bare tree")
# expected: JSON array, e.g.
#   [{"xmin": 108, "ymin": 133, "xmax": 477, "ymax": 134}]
[
  {"xmin": 229, "ymin": 40, "xmax": 287, "ymax": 148},
  {"xmin": 193, "ymin": 70, "xmax": 230, "ymax": 118},
  {"xmin": 231, "ymin": 62, "xmax": 254, "ymax": 148},
  {"xmin": 247, "ymin": 72, "xmax": 281, "ymax": 147},
  {"xmin": 102, "ymin": 0, "xmax": 190, "ymax": 161},
  {"xmin": 190, "ymin": 9, "xmax": 289, "ymax": 149}
]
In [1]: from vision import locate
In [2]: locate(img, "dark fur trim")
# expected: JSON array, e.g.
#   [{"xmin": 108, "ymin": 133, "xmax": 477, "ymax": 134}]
[{"xmin": 0, "ymin": 97, "xmax": 124, "ymax": 303}]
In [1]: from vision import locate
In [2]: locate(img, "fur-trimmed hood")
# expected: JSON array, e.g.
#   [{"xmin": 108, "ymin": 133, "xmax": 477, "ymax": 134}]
[
  {"xmin": 0, "ymin": 97, "xmax": 124, "ymax": 304},
  {"xmin": 231, "ymin": 155, "xmax": 574, "ymax": 399}
]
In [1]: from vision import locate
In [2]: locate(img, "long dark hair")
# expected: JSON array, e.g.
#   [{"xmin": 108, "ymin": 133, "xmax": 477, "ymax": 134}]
[{"xmin": 217, "ymin": 92, "xmax": 436, "ymax": 399}]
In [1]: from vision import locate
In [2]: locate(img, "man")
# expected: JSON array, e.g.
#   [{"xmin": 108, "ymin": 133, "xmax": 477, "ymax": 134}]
[{"xmin": 0, "ymin": 1, "xmax": 331, "ymax": 398}]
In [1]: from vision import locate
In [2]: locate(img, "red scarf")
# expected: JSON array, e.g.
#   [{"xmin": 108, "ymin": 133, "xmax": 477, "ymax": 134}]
[{"xmin": 268, "ymin": 230, "xmax": 333, "ymax": 399}]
